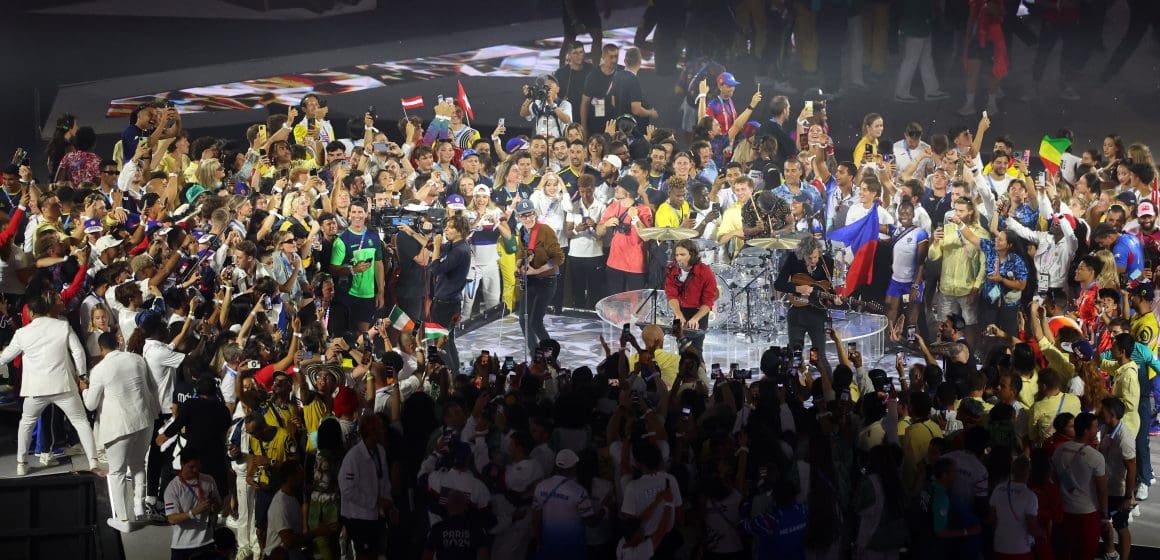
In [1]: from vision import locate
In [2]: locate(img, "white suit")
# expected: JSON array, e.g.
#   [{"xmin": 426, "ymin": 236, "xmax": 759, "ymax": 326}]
[
  {"xmin": 83, "ymin": 350, "xmax": 159, "ymax": 521},
  {"xmin": 0, "ymin": 315, "xmax": 96, "ymax": 470}
]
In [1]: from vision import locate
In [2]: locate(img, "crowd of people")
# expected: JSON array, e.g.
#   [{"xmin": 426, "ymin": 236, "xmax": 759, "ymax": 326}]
[{"xmin": 1, "ymin": 5, "xmax": 1159, "ymax": 559}]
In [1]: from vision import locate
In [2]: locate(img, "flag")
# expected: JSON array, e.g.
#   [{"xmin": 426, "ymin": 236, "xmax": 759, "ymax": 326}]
[
  {"xmin": 825, "ymin": 203, "xmax": 880, "ymax": 297},
  {"xmin": 456, "ymin": 80, "xmax": 474, "ymax": 121},
  {"xmin": 1038, "ymin": 135, "xmax": 1072, "ymax": 176},
  {"xmin": 388, "ymin": 305, "xmax": 415, "ymax": 332},
  {"xmin": 423, "ymin": 322, "xmax": 449, "ymax": 340},
  {"xmin": 401, "ymin": 96, "xmax": 424, "ymax": 110}
]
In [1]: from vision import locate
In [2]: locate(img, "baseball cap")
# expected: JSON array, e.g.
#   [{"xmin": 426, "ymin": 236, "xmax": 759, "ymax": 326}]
[
  {"xmin": 198, "ymin": 233, "xmax": 216, "ymax": 244},
  {"xmin": 555, "ymin": 449, "xmax": 579, "ymax": 469},
  {"xmin": 1138, "ymin": 201, "xmax": 1156, "ymax": 217},
  {"xmin": 602, "ymin": 154, "xmax": 622, "ymax": 170},
  {"xmin": 1116, "ymin": 190, "xmax": 1138, "ymax": 207},
  {"xmin": 184, "ymin": 184, "xmax": 209, "ymax": 204},
  {"xmin": 447, "ymin": 194, "xmax": 466, "ymax": 210},
  {"xmin": 741, "ymin": 121, "xmax": 761, "ymax": 138},
  {"xmin": 515, "ymin": 199, "xmax": 536, "ymax": 215},
  {"xmin": 460, "ymin": 149, "xmax": 480, "ymax": 161},
  {"xmin": 617, "ymin": 175, "xmax": 640, "ymax": 194},
  {"xmin": 505, "ymin": 138, "xmax": 530, "ymax": 153},
  {"xmin": 1130, "ymin": 282, "xmax": 1156, "ymax": 300},
  {"xmin": 1061, "ymin": 339, "xmax": 1095, "ymax": 361},
  {"xmin": 472, "ymin": 184, "xmax": 491, "ymax": 197},
  {"xmin": 83, "ymin": 218, "xmax": 103, "ymax": 234},
  {"xmin": 94, "ymin": 235, "xmax": 123, "ymax": 254},
  {"xmin": 717, "ymin": 72, "xmax": 740, "ymax": 87}
]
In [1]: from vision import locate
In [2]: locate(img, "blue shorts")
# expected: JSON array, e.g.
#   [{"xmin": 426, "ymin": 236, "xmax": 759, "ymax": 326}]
[{"xmin": 887, "ymin": 279, "xmax": 913, "ymax": 298}]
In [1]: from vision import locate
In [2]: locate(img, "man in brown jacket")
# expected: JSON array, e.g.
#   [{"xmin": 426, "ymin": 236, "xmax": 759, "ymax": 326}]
[{"xmin": 500, "ymin": 199, "xmax": 566, "ymax": 353}]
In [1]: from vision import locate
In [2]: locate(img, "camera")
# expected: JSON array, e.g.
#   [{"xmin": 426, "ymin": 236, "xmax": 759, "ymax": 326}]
[
  {"xmin": 525, "ymin": 78, "xmax": 551, "ymax": 102},
  {"xmin": 615, "ymin": 221, "xmax": 633, "ymax": 235},
  {"xmin": 372, "ymin": 206, "xmax": 447, "ymax": 236}
]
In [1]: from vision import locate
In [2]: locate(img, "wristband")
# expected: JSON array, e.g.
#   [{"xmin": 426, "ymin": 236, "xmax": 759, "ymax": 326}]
[
  {"xmin": 282, "ymin": 123, "xmax": 291, "ymax": 131},
  {"xmin": 746, "ymin": 106, "xmax": 756, "ymax": 112},
  {"xmin": 293, "ymin": 332, "xmax": 302, "ymax": 338}
]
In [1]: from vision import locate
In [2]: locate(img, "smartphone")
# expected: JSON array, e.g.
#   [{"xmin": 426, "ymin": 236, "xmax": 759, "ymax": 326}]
[
  {"xmin": 261, "ymin": 294, "xmax": 272, "ymax": 309},
  {"xmin": 809, "ymin": 347, "xmax": 819, "ymax": 364},
  {"xmin": 503, "ymin": 356, "xmax": 515, "ymax": 371},
  {"xmin": 729, "ymin": 363, "xmax": 739, "ymax": 379},
  {"xmin": 138, "ymin": 136, "xmax": 149, "ymax": 148},
  {"xmin": 608, "ymin": 378, "xmax": 620, "ymax": 387},
  {"xmin": 672, "ymin": 318, "xmax": 682, "ymax": 332},
  {"xmin": 303, "ymin": 350, "xmax": 313, "ymax": 360},
  {"xmin": 621, "ymin": 323, "xmax": 631, "ymax": 340},
  {"xmin": 896, "ymin": 351, "xmax": 905, "ymax": 364},
  {"xmin": 1022, "ymin": 149, "xmax": 1031, "ymax": 162},
  {"xmin": 906, "ymin": 325, "xmax": 917, "ymax": 343},
  {"xmin": 792, "ymin": 351, "xmax": 803, "ymax": 369},
  {"xmin": 497, "ymin": 117, "xmax": 506, "ymax": 128},
  {"xmin": 681, "ymin": 407, "xmax": 692, "ymax": 415},
  {"xmin": 711, "ymin": 363, "xmax": 722, "ymax": 379},
  {"xmin": 804, "ymin": 100, "xmax": 814, "ymax": 115},
  {"xmin": 847, "ymin": 342, "xmax": 856, "ymax": 354}
]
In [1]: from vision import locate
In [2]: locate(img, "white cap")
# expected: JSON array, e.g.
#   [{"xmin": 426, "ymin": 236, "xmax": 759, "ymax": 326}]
[
  {"xmin": 602, "ymin": 154, "xmax": 622, "ymax": 170},
  {"xmin": 93, "ymin": 235, "xmax": 123, "ymax": 254},
  {"xmin": 555, "ymin": 449, "xmax": 580, "ymax": 469}
]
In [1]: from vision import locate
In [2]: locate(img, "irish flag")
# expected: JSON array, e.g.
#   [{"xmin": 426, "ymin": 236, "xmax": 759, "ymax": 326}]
[
  {"xmin": 388, "ymin": 305, "xmax": 415, "ymax": 332},
  {"xmin": 423, "ymin": 322, "xmax": 450, "ymax": 340},
  {"xmin": 825, "ymin": 204, "xmax": 880, "ymax": 297},
  {"xmin": 1038, "ymin": 135, "xmax": 1072, "ymax": 176}
]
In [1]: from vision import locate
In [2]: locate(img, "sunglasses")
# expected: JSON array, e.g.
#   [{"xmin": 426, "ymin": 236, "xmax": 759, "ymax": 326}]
[{"xmin": 102, "ymin": 170, "xmax": 120, "ymax": 175}]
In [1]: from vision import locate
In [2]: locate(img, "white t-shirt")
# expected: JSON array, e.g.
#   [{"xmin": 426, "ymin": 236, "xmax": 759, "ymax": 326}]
[
  {"xmin": 1052, "ymin": 440, "xmax": 1107, "ymax": 514},
  {"xmin": 264, "ymin": 490, "xmax": 305, "ymax": 559},
  {"xmin": 163, "ymin": 474, "xmax": 220, "ymax": 550},
  {"xmin": 1099, "ymin": 423, "xmax": 1137, "ymax": 497},
  {"xmin": 943, "ymin": 450, "xmax": 990, "ymax": 506},
  {"xmin": 566, "ymin": 198, "xmax": 608, "ymax": 258},
  {"xmin": 620, "ymin": 472, "xmax": 682, "ymax": 535},
  {"xmin": 505, "ymin": 458, "xmax": 545, "ymax": 493},
  {"xmin": 143, "ymin": 338, "xmax": 186, "ymax": 412},
  {"xmin": 976, "ymin": 172, "xmax": 1014, "ymax": 199},
  {"xmin": 843, "ymin": 202, "xmax": 894, "ymax": 240},
  {"xmin": 989, "ymin": 480, "xmax": 1038, "ymax": 554},
  {"xmin": 533, "ymin": 475, "xmax": 595, "ymax": 547},
  {"xmin": 891, "ymin": 226, "xmax": 930, "ymax": 283},
  {"xmin": 703, "ymin": 490, "xmax": 743, "ymax": 553}
]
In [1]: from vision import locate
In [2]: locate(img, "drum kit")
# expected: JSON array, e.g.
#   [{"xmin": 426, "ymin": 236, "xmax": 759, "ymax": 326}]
[{"xmin": 634, "ymin": 227, "xmax": 855, "ymax": 337}]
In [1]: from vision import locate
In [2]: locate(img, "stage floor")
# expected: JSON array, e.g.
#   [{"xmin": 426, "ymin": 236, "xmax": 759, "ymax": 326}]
[{"xmin": 455, "ymin": 310, "xmax": 891, "ymax": 373}]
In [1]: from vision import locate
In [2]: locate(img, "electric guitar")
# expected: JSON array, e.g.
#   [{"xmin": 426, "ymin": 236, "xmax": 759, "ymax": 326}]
[{"xmin": 786, "ymin": 273, "xmax": 883, "ymax": 312}]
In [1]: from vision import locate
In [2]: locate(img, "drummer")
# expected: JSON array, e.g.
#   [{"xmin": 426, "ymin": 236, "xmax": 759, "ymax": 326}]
[{"xmin": 665, "ymin": 239, "xmax": 718, "ymax": 351}]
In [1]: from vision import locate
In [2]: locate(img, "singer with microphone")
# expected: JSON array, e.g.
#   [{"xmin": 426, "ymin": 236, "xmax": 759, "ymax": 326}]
[
  {"xmin": 666, "ymin": 239, "xmax": 718, "ymax": 351},
  {"xmin": 499, "ymin": 200, "xmax": 565, "ymax": 354}
]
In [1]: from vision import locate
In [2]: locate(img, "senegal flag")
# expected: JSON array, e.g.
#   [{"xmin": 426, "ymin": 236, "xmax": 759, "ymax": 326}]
[{"xmin": 1038, "ymin": 135, "xmax": 1072, "ymax": 176}]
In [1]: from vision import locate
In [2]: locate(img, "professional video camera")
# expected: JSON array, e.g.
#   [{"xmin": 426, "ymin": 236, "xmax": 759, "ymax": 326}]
[
  {"xmin": 525, "ymin": 76, "xmax": 552, "ymax": 102},
  {"xmin": 370, "ymin": 206, "xmax": 448, "ymax": 236}
]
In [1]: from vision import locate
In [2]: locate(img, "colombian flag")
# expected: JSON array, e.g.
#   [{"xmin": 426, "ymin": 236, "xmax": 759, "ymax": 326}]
[
  {"xmin": 826, "ymin": 204, "xmax": 880, "ymax": 297},
  {"xmin": 1038, "ymin": 135, "xmax": 1072, "ymax": 176}
]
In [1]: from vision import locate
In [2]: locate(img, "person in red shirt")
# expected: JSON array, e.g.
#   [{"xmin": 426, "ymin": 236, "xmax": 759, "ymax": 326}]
[
  {"xmin": 597, "ymin": 176, "xmax": 653, "ymax": 293},
  {"xmin": 1073, "ymin": 255, "xmax": 1103, "ymax": 335},
  {"xmin": 664, "ymin": 239, "xmax": 717, "ymax": 351}
]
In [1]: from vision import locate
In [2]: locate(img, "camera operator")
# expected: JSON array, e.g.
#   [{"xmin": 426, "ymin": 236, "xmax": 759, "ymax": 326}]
[
  {"xmin": 426, "ymin": 215, "xmax": 472, "ymax": 373},
  {"xmin": 395, "ymin": 218, "xmax": 432, "ymax": 329},
  {"xmin": 520, "ymin": 75, "xmax": 572, "ymax": 138}
]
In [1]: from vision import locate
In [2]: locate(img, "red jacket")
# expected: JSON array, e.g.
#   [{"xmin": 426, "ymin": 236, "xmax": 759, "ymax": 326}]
[{"xmin": 665, "ymin": 262, "xmax": 718, "ymax": 310}]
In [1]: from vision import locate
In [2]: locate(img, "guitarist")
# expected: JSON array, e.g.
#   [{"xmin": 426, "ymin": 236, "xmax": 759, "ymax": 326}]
[{"xmin": 774, "ymin": 235, "xmax": 841, "ymax": 353}]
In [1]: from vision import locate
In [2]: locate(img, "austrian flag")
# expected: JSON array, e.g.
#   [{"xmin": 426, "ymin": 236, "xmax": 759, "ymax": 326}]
[{"xmin": 400, "ymin": 96, "xmax": 424, "ymax": 110}]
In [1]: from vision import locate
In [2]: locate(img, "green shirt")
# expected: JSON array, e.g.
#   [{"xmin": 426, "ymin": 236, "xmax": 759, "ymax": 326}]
[{"xmin": 330, "ymin": 227, "xmax": 383, "ymax": 299}]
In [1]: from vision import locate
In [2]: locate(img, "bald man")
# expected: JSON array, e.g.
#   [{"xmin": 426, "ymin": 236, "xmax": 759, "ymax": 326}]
[{"xmin": 627, "ymin": 324, "xmax": 680, "ymax": 386}]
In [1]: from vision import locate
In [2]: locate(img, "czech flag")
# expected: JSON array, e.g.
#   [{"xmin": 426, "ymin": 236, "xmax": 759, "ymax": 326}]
[{"xmin": 825, "ymin": 204, "xmax": 879, "ymax": 297}]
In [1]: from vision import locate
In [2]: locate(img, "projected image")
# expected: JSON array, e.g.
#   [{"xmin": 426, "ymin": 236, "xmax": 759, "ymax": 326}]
[{"xmin": 106, "ymin": 27, "xmax": 650, "ymax": 118}]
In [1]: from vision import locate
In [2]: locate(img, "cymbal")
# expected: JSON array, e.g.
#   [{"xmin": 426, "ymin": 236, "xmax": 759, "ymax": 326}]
[
  {"xmin": 638, "ymin": 227, "xmax": 699, "ymax": 241},
  {"xmin": 746, "ymin": 237, "xmax": 801, "ymax": 250},
  {"xmin": 691, "ymin": 238, "xmax": 719, "ymax": 251}
]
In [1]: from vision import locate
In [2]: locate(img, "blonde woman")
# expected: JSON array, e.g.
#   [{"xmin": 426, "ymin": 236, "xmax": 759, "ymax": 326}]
[
  {"xmin": 462, "ymin": 185, "xmax": 505, "ymax": 320},
  {"xmin": 277, "ymin": 190, "xmax": 317, "ymax": 268},
  {"xmin": 194, "ymin": 158, "xmax": 225, "ymax": 195},
  {"xmin": 1095, "ymin": 249, "xmax": 1120, "ymax": 290},
  {"xmin": 86, "ymin": 303, "xmax": 117, "ymax": 359},
  {"xmin": 330, "ymin": 186, "xmax": 352, "ymax": 229}
]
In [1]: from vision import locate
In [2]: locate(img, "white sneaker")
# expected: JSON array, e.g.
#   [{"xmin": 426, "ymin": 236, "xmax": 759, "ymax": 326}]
[
  {"xmin": 64, "ymin": 444, "xmax": 85, "ymax": 457},
  {"xmin": 1137, "ymin": 482, "xmax": 1150, "ymax": 501},
  {"xmin": 106, "ymin": 517, "xmax": 132, "ymax": 533},
  {"xmin": 15, "ymin": 462, "xmax": 27, "ymax": 476},
  {"xmin": 37, "ymin": 453, "xmax": 59, "ymax": 467}
]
